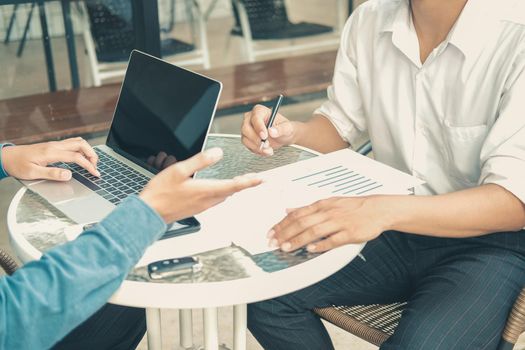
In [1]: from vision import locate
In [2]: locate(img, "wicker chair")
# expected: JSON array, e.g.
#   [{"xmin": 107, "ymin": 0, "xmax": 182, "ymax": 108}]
[
  {"xmin": 0, "ymin": 248, "xmax": 18, "ymax": 276},
  {"xmin": 314, "ymin": 289, "xmax": 525, "ymax": 349}
]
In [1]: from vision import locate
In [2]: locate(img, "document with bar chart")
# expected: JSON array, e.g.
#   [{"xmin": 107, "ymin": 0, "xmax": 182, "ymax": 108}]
[
  {"xmin": 226, "ymin": 149, "xmax": 424, "ymax": 255},
  {"xmin": 259, "ymin": 148, "xmax": 423, "ymax": 197}
]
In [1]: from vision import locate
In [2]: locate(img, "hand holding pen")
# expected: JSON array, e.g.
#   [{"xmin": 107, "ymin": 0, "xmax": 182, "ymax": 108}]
[{"xmin": 241, "ymin": 94, "xmax": 297, "ymax": 157}]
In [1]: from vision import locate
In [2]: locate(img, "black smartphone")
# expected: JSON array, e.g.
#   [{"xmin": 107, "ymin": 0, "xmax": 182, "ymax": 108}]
[{"xmin": 159, "ymin": 217, "xmax": 201, "ymax": 240}]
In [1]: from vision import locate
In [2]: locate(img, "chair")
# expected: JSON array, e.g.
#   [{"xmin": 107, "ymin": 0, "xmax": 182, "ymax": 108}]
[
  {"xmin": 231, "ymin": 0, "xmax": 347, "ymax": 62},
  {"xmin": 0, "ymin": 248, "xmax": 19, "ymax": 276},
  {"xmin": 313, "ymin": 141, "xmax": 525, "ymax": 349},
  {"xmin": 314, "ymin": 289, "xmax": 525, "ymax": 349},
  {"xmin": 81, "ymin": 0, "xmax": 210, "ymax": 86}
]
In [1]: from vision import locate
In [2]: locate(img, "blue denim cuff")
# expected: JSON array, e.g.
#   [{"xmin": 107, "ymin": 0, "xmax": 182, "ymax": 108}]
[
  {"xmin": 97, "ymin": 195, "xmax": 167, "ymax": 261},
  {"xmin": 0, "ymin": 143, "xmax": 14, "ymax": 179}
]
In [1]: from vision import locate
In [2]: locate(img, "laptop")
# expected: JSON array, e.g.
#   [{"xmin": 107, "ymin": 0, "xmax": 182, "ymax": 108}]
[{"xmin": 22, "ymin": 50, "xmax": 222, "ymax": 235}]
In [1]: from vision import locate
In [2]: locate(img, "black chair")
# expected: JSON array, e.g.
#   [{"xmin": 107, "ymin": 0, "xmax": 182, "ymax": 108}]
[
  {"xmin": 230, "ymin": 0, "xmax": 333, "ymax": 40},
  {"xmin": 231, "ymin": 0, "xmax": 346, "ymax": 62},
  {"xmin": 82, "ymin": 0, "xmax": 209, "ymax": 85}
]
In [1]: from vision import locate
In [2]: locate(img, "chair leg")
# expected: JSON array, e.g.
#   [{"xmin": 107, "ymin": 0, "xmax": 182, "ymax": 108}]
[
  {"xmin": 4, "ymin": 4, "xmax": 19, "ymax": 44},
  {"xmin": 232, "ymin": 0, "xmax": 255, "ymax": 62},
  {"xmin": 17, "ymin": 2, "xmax": 36, "ymax": 57}
]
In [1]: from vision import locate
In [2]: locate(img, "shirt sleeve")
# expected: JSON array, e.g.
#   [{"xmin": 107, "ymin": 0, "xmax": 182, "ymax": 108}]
[
  {"xmin": 479, "ymin": 46, "xmax": 525, "ymax": 203},
  {"xmin": 0, "ymin": 144, "xmax": 14, "ymax": 180},
  {"xmin": 314, "ymin": 11, "xmax": 368, "ymax": 147},
  {"xmin": 0, "ymin": 195, "xmax": 167, "ymax": 350}
]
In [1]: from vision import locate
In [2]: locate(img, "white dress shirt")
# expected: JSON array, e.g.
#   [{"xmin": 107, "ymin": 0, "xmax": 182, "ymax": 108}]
[{"xmin": 316, "ymin": 0, "xmax": 525, "ymax": 202}]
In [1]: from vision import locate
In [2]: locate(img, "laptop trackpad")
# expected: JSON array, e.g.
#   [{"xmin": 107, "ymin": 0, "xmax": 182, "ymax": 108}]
[
  {"xmin": 28, "ymin": 179, "xmax": 93, "ymax": 204},
  {"xmin": 55, "ymin": 194, "xmax": 114, "ymax": 224}
]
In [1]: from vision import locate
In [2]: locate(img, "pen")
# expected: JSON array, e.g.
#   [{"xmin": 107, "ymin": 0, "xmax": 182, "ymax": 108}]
[{"xmin": 259, "ymin": 94, "xmax": 284, "ymax": 151}]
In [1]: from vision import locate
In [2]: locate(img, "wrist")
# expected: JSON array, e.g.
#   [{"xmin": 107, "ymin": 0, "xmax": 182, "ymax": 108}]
[
  {"xmin": 0, "ymin": 144, "xmax": 15, "ymax": 178},
  {"xmin": 369, "ymin": 195, "xmax": 410, "ymax": 232},
  {"xmin": 290, "ymin": 121, "xmax": 305, "ymax": 145}
]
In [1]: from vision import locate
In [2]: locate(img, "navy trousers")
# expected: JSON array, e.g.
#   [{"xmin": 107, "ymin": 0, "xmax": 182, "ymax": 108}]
[
  {"xmin": 248, "ymin": 231, "xmax": 525, "ymax": 349},
  {"xmin": 51, "ymin": 304, "xmax": 145, "ymax": 350}
]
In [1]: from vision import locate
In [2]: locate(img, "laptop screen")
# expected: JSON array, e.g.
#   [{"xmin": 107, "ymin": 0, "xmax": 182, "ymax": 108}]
[{"xmin": 106, "ymin": 51, "xmax": 222, "ymax": 174}]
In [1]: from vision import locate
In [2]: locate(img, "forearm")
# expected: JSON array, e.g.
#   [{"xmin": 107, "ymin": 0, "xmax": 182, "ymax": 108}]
[
  {"xmin": 0, "ymin": 196, "xmax": 166, "ymax": 350},
  {"xmin": 292, "ymin": 115, "xmax": 349, "ymax": 154},
  {"xmin": 379, "ymin": 184, "xmax": 525, "ymax": 238}
]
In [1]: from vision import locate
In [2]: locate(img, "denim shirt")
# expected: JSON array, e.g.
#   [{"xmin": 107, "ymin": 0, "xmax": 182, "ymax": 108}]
[{"xmin": 0, "ymin": 145, "xmax": 167, "ymax": 349}]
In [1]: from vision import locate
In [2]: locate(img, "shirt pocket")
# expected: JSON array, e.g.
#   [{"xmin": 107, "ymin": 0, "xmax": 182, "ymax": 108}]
[{"xmin": 441, "ymin": 121, "xmax": 488, "ymax": 186}]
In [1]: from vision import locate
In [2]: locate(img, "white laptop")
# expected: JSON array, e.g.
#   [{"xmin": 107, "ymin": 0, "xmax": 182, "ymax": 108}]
[{"xmin": 22, "ymin": 50, "xmax": 222, "ymax": 235}]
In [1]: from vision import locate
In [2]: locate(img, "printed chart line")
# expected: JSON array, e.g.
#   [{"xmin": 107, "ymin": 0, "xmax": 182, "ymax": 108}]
[{"xmin": 291, "ymin": 165, "xmax": 384, "ymax": 196}]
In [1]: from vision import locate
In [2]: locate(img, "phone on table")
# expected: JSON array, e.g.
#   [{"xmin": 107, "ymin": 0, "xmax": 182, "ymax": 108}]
[{"xmin": 160, "ymin": 217, "xmax": 200, "ymax": 240}]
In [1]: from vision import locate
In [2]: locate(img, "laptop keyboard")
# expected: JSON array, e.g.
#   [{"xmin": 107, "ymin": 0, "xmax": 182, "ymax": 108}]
[{"xmin": 55, "ymin": 149, "xmax": 150, "ymax": 205}]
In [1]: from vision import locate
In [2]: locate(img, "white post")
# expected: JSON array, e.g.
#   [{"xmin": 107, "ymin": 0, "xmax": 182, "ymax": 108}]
[
  {"xmin": 195, "ymin": 0, "xmax": 211, "ymax": 69},
  {"xmin": 233, "ymin": 304, "xmax": 247, "ymax": 350},
  {"xmin": 146, "ymin": 308, "xmax": 162, "ymax": 350},
  {"xmin": 203, "ymin": 307, "xmax": 219, "ymax": 350},
  {"xmin": 179, "ymin": 309, "xmax": 194, "ymax": 349},
  {"xmin": 233, "ymin": 0, "xmax": 256, "ymax": 62}
]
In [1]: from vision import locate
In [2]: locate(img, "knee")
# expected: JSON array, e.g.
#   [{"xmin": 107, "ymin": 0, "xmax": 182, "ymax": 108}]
[{"xmin": 247, "ymin": 291, "xmax": 319, "ymax": 331}]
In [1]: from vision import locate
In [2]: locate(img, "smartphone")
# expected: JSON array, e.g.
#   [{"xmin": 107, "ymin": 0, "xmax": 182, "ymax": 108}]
[{"xmin": 159, "ymin": 217, "xmax": 201, "ymax": 240}]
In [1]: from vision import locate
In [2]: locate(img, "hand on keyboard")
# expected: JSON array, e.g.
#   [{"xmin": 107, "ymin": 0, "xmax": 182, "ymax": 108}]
[{"xmin": 2, "ymin": 137, "xmax": 99, "ymax": 181}]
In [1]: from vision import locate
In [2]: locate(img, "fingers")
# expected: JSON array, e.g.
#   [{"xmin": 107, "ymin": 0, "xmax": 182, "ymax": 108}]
[
  {"xmin": 164, "ymin": 155, "xmax": 177, "ymax": 168},
  {"xmin": 306, "ymin": 232, "xmax": 348, "ymax": 253},
  {"xmin": 272, "ymin": 201, "xmax": 324, "ymax": 232},
  {"xmin": 242, "ymin": 110, "xmax": 271, "ymax": 156},
  {"xmin": 279, "ymin": 221, "xmax": 341, "ymax": 252},
  {"xmin": 250, "ymin": 105, "xmax": 271, "ymax": 140},
  {"xmin": 60, "ymin": 138, "xmax": 99, "ymax": 168},
  {"xmin": 49, "ymin": 150, "xmax": 100, "ymax": 177},
  {"xmin": 154, "ymin": 152, "xmax": 168, "ymax": 170},
  {"xmin": 193, "ymin": 175, "xmax": 262, "ymax": 199},
  {"xmin": 171, "ymin": 148, "xmax": 224, "ymax": 178},
  {"xmin": 30, "ymin": 165, "xmax": 72, "ymax": 182},
  {"xmin": 269, "ymin": 211, "xmax": 329, "ymax": 247}
]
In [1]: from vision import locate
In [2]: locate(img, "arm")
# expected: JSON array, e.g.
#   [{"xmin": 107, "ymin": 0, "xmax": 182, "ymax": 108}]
[
  {"xmin": 0, "ymin": 145, "xmax": 261, "ymax": 349},
  {"xmin": 0, "ymin": 196, "xmax": 166, "ymax": 350},
  {"xmin": 381, "ymin": 184, "xmax": 525, "ymax": 238},
  {"xmin": 241, "ymin": 14, "xmax": 364, "ymax": 156},
  {"xmin": 292, "ymin": 115, "xmax": 349, "ymax": 154},
  {"xmin": 269, "ymin": 184, "xmax": 525, "ymax": 254},
  {"xmin": 268, "ymin": 45, "xmax": 525, "ymax": 253}
]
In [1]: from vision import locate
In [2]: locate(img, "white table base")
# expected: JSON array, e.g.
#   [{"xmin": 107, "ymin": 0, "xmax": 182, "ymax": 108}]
[
  {"xmin": 145, "ymin": 305, "xmax": 248, "ymax": 350},
  {"xmin": 146, "ymin": 308, "xmax": 162, "ymax": 350},
  {"xmin": 233, "ymin": 305, "xmax": 247, "ymax": 350}
]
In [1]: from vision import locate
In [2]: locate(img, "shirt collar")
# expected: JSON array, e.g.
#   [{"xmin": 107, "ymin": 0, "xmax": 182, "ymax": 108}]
[
  {"xmin": 447, "ymin": 0, "xmax": 499, "ymax": 60},
  {"xmin": 380, "ymin": 0, "xmax": 500, "ymax": 69}
]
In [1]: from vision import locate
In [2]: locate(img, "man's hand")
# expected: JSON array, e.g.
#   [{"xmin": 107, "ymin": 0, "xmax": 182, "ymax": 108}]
[
  {"xmin": 268, "ymin": 196, "xmax": 391, "ymax": 253},
  {"xmin": 140, "ymin": 148, "xmax": 262, "ymax": 223},
  {"xmin": 2, "ymin": 137, "xmax": 99, "ymax": 181},
  {"xmin": 241, "ymin": 104, "xmax": 297, "ymax": 156}
]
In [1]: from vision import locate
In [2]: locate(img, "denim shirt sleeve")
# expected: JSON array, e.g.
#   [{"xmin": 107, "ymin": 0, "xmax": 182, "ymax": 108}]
[
  {"xmin": 0, "ymin": 195, "xmax": 167, "ymax": 350},
  {"xmin": 0, "ymin": 144, "xmax": 14, "ymax": 179}
]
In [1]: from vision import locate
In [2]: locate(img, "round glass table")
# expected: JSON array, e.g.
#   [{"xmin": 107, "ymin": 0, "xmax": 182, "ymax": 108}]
[{"xmin": 7, "ymin": 134, "xmax": 365, "ymax": 350}]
